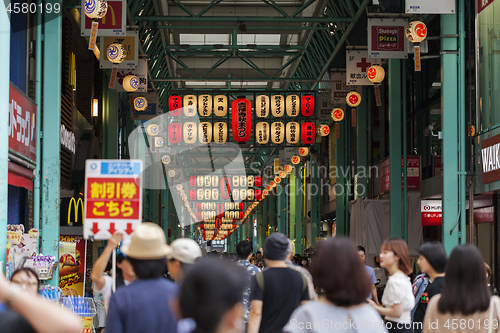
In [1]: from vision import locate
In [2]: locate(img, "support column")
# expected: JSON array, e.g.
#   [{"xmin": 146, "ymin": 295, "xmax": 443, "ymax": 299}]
[
  {"xmin": 295, "ymin": 167, "xmax": 304, "ymax": 255},
  {"xmin": 33, "ymin": 0, "xmax": 42, "ymax": 233},
  {"xmin": 40, "ymin": 8, "xmax": 62, "ymax": 285},
  {"xmin": 442, "ymin": 6, "xmax": 464, "ymax": 251},
  {"xmin": 357, "ymin": 87, "xmax": 369, "ymax": 196},
  {"xmin": 0, "ymin": 6, "xmax": 10, "ymax": 267},
  {"xmin": 336, "ymin": 112, "xmax": 349, "ymax": 235},
  {"xmin": 389, "ymin": 59, "xmax": 403, "ymax": 238},
  {"xmin": 290, "ymin": 171, "xmax": 296, "ymax": 243},
  {"xmin": 310, "ymin": 158, "xmax": 319, "ymax": 246},
  {"xmin": 102, "ymin": 76, "xmax": 119, "ymax": 159},
  {"xmin": 277, "ymin": 182, "xmax": 286, "ymax": 234}
]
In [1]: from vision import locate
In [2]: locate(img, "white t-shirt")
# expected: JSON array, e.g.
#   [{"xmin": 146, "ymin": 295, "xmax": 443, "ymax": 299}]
[
  {"xmin": 381, "ymin": 272, "xmax": 414, "ymax": 323},
  {"xmin": 94, "ymin": 275, "xmax": 132, "ymax": 314},
  {"xmin": 284, "ymin": 300, "xmax": 388, "ymax": 333}
]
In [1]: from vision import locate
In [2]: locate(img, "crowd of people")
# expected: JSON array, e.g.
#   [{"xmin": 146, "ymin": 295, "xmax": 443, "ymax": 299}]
[{"xmin": 2, "ymin": 222, "xmax": 500, "ymax": 333}]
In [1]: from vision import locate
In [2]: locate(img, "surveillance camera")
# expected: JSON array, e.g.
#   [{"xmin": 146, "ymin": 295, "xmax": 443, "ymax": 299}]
[{"xmin": 423, "ymin": 125, "xmax": 434, "ymax": 137}]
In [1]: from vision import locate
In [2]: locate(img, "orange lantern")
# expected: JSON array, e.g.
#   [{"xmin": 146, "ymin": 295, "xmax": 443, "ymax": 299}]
[
  {"xmin": 331, "ymin": 108, "xmax": 344, "ymax": 122},
  {"xmin": 346, "ymin": 91, "xmax": 361, "ymax": 107},
  {"xmin": 291, "ymin": 156, "xmax": 301, "ymax": 164},
  {"xmin": 319, "ymin": 124, "xmax": 330, "ymax": 136},
  {"xmin": 299, "ymin": 147, "xmax": 309, "ymax": 156}
]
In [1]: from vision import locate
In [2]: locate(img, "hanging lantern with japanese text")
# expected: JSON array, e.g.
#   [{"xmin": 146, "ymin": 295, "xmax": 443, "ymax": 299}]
[
  {"xmin": 247, "ymin": 176, "xmax": 254, "ymax": 188},
  {"xmin": 271, "ymin": 122, "xmax": 284, "ymax": 144},
  {"xmin": 122, "ymin": 75, "xmax": 139, "ymax": 92},
  {"xmin": 212, "ymin": 189, "xmax": 219, "ymax": 200},
  {"xmin": 256, "ymin": 122, "xmax": 270, "ymax": 144},
  {"xmin": 231, "ymin": 98, "xmax": 252, "ymax": 143},
  {"xmin": 214, "ymin": 95, "xmax": 227, "ymax": 117},
  {"xmin": 331, "ymin": 108, "xmax": 344, "ymax": 122},
  {"xmin": 106, "ymin": 43, "xmax": 127, "ymax": 64},
  {"xmin": 190, "ymin": 176, "xmax": 196, "ymax": 187},
  {"xmin": 301, "ymin": 122, "xmax": 315, "ymax": 144},
  {"xmin": 198, "ymin": 94, "xmax": 212, "ymax": 117},
  {"xmin": 255, "ymin": 177, "xmax": 261, "ymax": 187},
  {"xmin": 368, "ymin": 65, "xmax": 385, "ymax": 83},
  {"xmin": 84, "ymin": 0, "xmax": 107, "ymax": 19},
  {"xmin": 286, "ymin": 95, "xmax": 300, "ymax": 117},
  {"xmin": 168, "ymin": 123, "xmax": 182, "ymax": 144},
  {"xmin": 183, "ymin": 122, "xmax": 197, "ymax": 144},
  {"xmin": 271, "ymin": 95, "xmax": 284, "ymax": 118},
  {"xmin": 346, "ymin": 91, "xmax": 361, "ymax": 107},
  {"xmin": 286, "ymin": 122, "xmax": 300, "ymax": 144},
  {"xmin": 168, "ymin": 95, "xmax": 182, "ymax": 116},
  {"xmin": 301, "ymin": 95, "xmax": 315, "ymax": 117},
  {"xmin": 183, "ymin": 95, "xmax": 197, "ymax": 117},
  {"xmin": 256, "ymin": 95, "xmax": 269, "ymax": 118},
  {"xmin": 199, "ymin": 122, "xmax": 212, "ymax": 144},
  {"xmin": 213, "ymin": 122, "xmax": 227, "ymax": 144},
  {"xmin": 232, "ymin": 176, "xmax": 240, "ymax": 187}
]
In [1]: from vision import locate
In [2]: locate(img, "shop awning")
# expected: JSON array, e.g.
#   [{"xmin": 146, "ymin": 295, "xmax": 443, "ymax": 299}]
[{"xmin": 8, "ymin": 161, "xmax": 34, "ymax": 191}]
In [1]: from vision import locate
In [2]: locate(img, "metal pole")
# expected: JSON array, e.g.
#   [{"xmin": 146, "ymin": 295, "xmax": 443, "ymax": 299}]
[
  {"xmin": 403, "ymin": 60, "xmax": 408, "ymax": 243},
  {"xmin": 458, "ymin": 0, "xmax": 466, "ymax": 245}
]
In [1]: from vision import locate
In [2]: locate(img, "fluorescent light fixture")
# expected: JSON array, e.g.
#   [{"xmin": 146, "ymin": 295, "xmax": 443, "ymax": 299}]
[{"xmin": 92, "ymin": 99, "xmax": 98, "ymax": 117}]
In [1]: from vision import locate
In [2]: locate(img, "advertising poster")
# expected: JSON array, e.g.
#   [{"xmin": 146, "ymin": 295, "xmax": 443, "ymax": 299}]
[{"xmin": 59, "ymin": 235, "xmax": 87, "ymax": 297}]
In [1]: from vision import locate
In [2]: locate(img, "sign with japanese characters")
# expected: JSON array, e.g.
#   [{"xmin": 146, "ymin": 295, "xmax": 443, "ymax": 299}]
[
  {"xmin": 81, "ymin": 0, "xmax": 126, "ymax": 36},
  {"xmin": 114, "ymin": 58, "xmax": 148, "ymax": 92},
  {"xmin": 330, "ymin": 72, "xmax": 361, "ymax": 106},
  {"xmin": 421, "ymin": 200, "xmax": 442, "ymax": 226},
  {"xmin": 8, "ymin": 83, "xmax": 37, "ymax": 162},
  {"xmin": 379, "ymin": 156, "xmax": 421, "ymax": 193},
  {"xmin": 84, "ymin": 160, "xmax": 143, "ymax": 240},
  {"xmin": 368, "ymin": 19, "xmax": 408, "ymax": 59},
  {"xmin": 478, "ymin": 0, "xmax": 495, "ymax": 13},
  {"xmin": 346, "ymin": 50, "xmax": 381, "ymax": 85},
  {"xmin": 100, "ymin": 31, "xmax": 139, "ymax": 69}
]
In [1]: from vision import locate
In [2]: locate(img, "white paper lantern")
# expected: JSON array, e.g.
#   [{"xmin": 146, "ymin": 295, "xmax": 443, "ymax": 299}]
[
  {"xmin": 122, "ymin": 75, "xmax": 139, "ymax": 92},
  {"xmin": 406, "ymin": 21, "xmax": 427, "ymax": 43},
  {"xmin": 256, "ymin": 95, "xmax": 270, "ymax": 118},
  {"xmin": 256, "ymin": 122, "xmax": 270, "ymax": 144},
  {"xmin": 183, "ymin": 122, "xmax": 197, "ymax": 144},
  {"xmin": 233, "ymin": 189, "xmax": 240, "ymax": 201},
  {"xmin": 225, "ymin": 202, "xmax": 230, "ymax": 211},
  {"xmin": 247, "ymin": 176, "xmax": 254, "ymax": 187},
  {"xmin": 271, "ymin": 95, "xmax": 284, "ymax": 117},
  {"xmin": 286, "ymin": 95, "xmax": 300, "ymax": 117},
  {"xmin": 210, "ymin": 202, "xmax": 216, "ymax": 210},
  {"xmin": 197, "ymin": 189, "xmax": 204, "ymax": 200},
  {"xmin": 197, "ymin": 176, "xmax": 204, "ymax": 187},
  {"xmin": 214, "ymin": 95, "xmax": 228, "ymax": 117},
  {"xmin": 205, "ymin": 189, "xmax": 211, "ymax": 200},
  {"xmin": 286, "ymin": 122, "xmax": 300, "ymax": 144},
  {"xmin": 134, "ymin": 96, "xmax": 148, "ymax": 111},
  {"xmin": 213, "ymin": 122, "xmax": 227, "ymax": 144},
  {"xmin": 204, "ymin": 176, "xmax": 211, "ymax": 187},
  {"xmin": 107, "ymin": 43, "xmax": 127, "ymax": 64},
  {"xmin": 201, "ymin": 203, "xmax": 207, "ymax": 210},
  {"xmin": 247, "ymin": 189, "xmax": 254, "ymax": 200},
  {"xmin": 199, "ymin": 122, "xmax": 212, "ymax": 144},
  {"xmin": 271, "ymin": 122, "xmax": 284, "ymax": 144},
  {"xmin": 367, "ymin": 65, "xmax": 385, "ymax": 83},
  {"xmin": 183, "ymin": 95, "xmax": 197, "ymax": 117},
  {"xmin": 232, "ymin": 176, "xmax": 240, "ymax": 187},
  {"xmin": 198, "ymin": 94, "xmax": 212, "ymax": 117},
  {"xmin": 240, "ymin": 176, "xmax": 247, "ymax": 187},
  {"xmin": 240, "ymin": 189, "xmax": 247, "ymax": 200},
  {"xmin": 319, "ymin": 124, "xmax": 330, "ymax": 136},
  {"xmin": 346, "ymin": 91, "xmax": 361, "ymax": 107},
  {"xmin": 84, "ymin": 0, "xmax": 108, "ymax": 19}
]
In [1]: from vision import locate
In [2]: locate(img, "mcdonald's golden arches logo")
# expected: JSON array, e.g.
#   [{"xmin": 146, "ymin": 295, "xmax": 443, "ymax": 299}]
[{"xmin": 67, "ymin": 197, "xmax": 84, "ymax": 225}]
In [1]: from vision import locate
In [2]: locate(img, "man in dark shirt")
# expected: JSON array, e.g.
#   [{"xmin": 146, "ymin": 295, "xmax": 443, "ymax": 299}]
[{"xmin": 248, "ymin": 233, "xmax": 309, "ymax": 333}]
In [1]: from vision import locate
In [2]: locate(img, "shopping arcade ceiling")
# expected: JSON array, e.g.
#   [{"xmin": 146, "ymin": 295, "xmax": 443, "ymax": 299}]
[{"xmin": 125, "ymin": 0, "xmax": 370, "ymax": 179}]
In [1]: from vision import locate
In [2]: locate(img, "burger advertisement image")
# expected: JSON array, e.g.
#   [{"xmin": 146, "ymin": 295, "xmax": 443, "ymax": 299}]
[{"xmin": 59, "ymin": 235, "xmax": 87, "ymax": 297}]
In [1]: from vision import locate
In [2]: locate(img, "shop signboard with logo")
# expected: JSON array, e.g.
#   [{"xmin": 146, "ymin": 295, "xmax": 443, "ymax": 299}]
[
  {"xmin": 346, "ymin": 50, "xmax": 381, "ymax": 85},
  {"xmin": 59, "ymin": 235, "xmax": 87, "ymax": 297},
  {"xmin": 81, "ymin": 0, "xmax": 126, "ymax": 36},
  {"xmin": 421, "ymin": 200, "xmax": 442, "ymax": 226},
  {"xmin": 84, "ymin": 160, "xmax": 143, "ymax": 240},
  {"xmin": 8, "ymin": 83, "xmax": 36, "ymax": 162},
  {"xmin": 379, "ymin": 156, "xmax": 421, "ymax": 193},
  {"xmin": 480, "ymin": 133, "xmax": 500, "ymax": 184},
  {"xmin": 368, "ymin": 19, "xmax": 408, "ymax": 59},
  {"xmin": 100, "ymin": 31, "xmax": 139, "ymax": 69}
]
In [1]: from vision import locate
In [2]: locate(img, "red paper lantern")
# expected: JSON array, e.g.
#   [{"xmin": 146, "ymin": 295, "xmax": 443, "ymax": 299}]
[
  {"xmin": 217, "ymin": 204, "xmax": 224, "ymax": 217},
  {"xmin": 200, "ymin": 224, "xmax": 204, "ymax": 229},
  {"xmin": 196, "ymin": 203, "xmax": 201, "ymax": 210},
  {"xmin": 216, "ymin": 218, "xmax": 222, "ymax": 229},
  {"xmin": 168, "ymin": 95, "xmax": 182, "ymax": 116},
  {"xmin": 190, "ymin": 190, "xmax": 196, "ymax": 201},
  {"xmin": 301, "ymin": 95, "xmax": 315, "ymax": 117},
  {"xmin": 196, "ymin": 212, "xmax": 201, "ymax": 219},
  {"xmin": 231, "ymin": 98, "xmax": 252, "ymax": 143},
  {"xmin": 190, "ymin": 176, "xmax": 196, "ymax": 187},
  {"xmin": 239, "ymin": 202, "xmax": 244, "ymax": 210},
  {"xmin": 255, "ymin": 189, "xmax": 261, "ymax": 200},
  {"xmin": 255, "ymin": 177, "xmax": 261, "ymax": 187},
  {"xmin": 301, "ymin": 122, "xmax": 315, "ymax": 144},
  {"xmin": 221, "ymin": 177, "xmax": 231, "ymax": 199},
  {"xmin": 168, "ymin": 123, "xmax": 182, "ymax": 144}
]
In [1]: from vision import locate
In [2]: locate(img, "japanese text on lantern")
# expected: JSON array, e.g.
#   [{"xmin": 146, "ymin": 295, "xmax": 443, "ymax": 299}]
[
  {"xmin": 86, "ymin": 178, "xmax": 140, "ymax": 219},
  {"xmin": 260, "ymin": 96, "xmax": 267, "ymax": 117},
  {"xmin": 237, "ymin": 102, "xmax": 247, "ymax": 138}
]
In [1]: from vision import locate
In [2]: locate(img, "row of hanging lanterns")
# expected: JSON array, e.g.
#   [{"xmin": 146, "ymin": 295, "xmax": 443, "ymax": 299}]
[{"xmin": 168, "ymin": 95, "xmax": 315, "ymax": 118}]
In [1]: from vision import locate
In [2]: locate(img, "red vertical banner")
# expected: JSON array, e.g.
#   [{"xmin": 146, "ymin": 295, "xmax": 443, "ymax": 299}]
[
  {"xmin": 351, "ymin": 109, "xmax": 356, "ymax": 127},
  {"xmin": 231, "ymin": 98, "xmax": 252, "ymax": 143},
  {"xmin": 301, "ymin": 95, "xmax": 314, "ymax": 116},
  {"xmin": 59, "ymin": 235, "xmax": 87, "ymax": 296}
]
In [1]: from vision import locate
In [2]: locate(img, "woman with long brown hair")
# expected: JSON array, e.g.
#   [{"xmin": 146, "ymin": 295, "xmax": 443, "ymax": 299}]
[{"xmin": 368, "ymin": 239, "xmax": 414, "ymax": 333}]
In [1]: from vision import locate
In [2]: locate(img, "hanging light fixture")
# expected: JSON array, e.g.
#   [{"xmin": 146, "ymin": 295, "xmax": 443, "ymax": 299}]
[
  {"xmin": 92, "ymin": 99, "xmax": 98, "ymax": 117},
  {"xmin": 331, "ymin": 108, "xmax": 344, "ymax": 122},
  {"xmin": 123, "ymin": 75, "xmax": 139, "ymax": 92},
  {"xmin": 106, "ymin": 43, "xmax": 127, "ymax": 64},
  {"xmin": 134, "ymin": 96, "xmax": 148, "ymax": 111},
  {"xmin": 405, "ymin": 21, "xmax": 427, "ymax": 43},
  {"xmin": 83, "ymin": 0, "xmax": 107, "ymax": 19},
  {"xmin": 346, "ymin": 91, "xmax": 361, "ymax": 107},
  {"xmin": 367, "ymin": 65, "xmax": 385, "ymax": 83}
]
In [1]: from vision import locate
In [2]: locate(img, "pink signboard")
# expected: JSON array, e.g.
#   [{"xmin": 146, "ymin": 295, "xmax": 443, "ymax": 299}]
[{"xmin": 478, "ymin": 0, "xmax": 495, "ymax": 13}]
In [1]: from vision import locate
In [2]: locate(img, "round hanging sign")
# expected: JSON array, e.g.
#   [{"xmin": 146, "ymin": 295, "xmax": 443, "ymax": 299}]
[
  {"xmin": 155, "ymin": 137, "xmax": 164, "ymax": 147},
  {"xmin": 299, "ymin": 147, "xmax": 309, "ymax": 156},
  {"xmin": 284, "ymin": 165, "xmax": 293, "ymax": 173},
  {"xmin": 331, "ymin": 108, "xmax": 344, "ymax": 122},
  {"xmin": 319, "ymin": 124, "xmax": 330, "ymax": 136},
  {"xmin": 279, "ymin": 171, "xmax": 286, "ymax": 178},
  {"xmin": 346, "ymin": 91, "xmax": 361, "ymax": 107},
  {"xmin": 146, "ymin": 124, "xmax": 159, "ymax": 136},
  {"xmin": 291, "ymin": 156, "xmax": 301, "ymax": 164}
]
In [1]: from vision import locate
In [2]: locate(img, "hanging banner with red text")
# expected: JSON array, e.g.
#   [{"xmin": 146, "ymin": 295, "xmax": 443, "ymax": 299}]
[{"xmin": 84, "ymin": 160, "xmax": 143, "ymax": 240}]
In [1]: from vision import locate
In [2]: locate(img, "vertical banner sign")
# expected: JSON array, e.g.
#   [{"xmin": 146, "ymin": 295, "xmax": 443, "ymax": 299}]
[
  {"xmin": 421, "ymin": 200, "xmax": 442, "ymax": 226},
  {"xmin": 88, "ymin": 22, "xmax": 98, "ymax": 50},
  {"xmin": 379, "ymin": 156, "xmax": 421, "ymax": 192},
  {"xmin": 301, "ymin": 95, "xmax": 314, "ymax": 116},
  {"xmin": 184, "ymin": 95, "xmax": 197, "ymax": 117},
  {"xmin": 109, "ymin": 66, "xmax": 118, "ymax": 88},
  {"xmin": 231, "ymin": 98, "xmax": 251, "ymax": 143},
  {"xmin": 84, "ymin": 160, "xmax": 143, "ymax": 240},
  {"xmin": 198, "ymin": 94, "xmax": 212, "ymax": 117},
  {"xmin": 351, "ymin": 109, "xmax": 356, "ymax": 127},
  {"xmin": 301, "ymin": 122, "xmax": 315, "ymax": 144},
  {"xmin": 59, "ymin": 235, "xmax": 87, "ymax": 296},
  {"xmin": 335, "ymin": 123, "xmax": 340, "ymax": 139},
  {"xmin": 168, "ymin": 95, "xmax": 182, "ymax": 116},
  {"xmin": 374, "ymin": 86, "xmax": 382, "ymax": 106},
  {"xmin": 271, "ymin": 95, "xmax": 284, "ymax": 118},
  {"xmin": 256, "ymin": 95, "xmax": 269, "ymax": 118},
  {"xmin": 414, "ymin": 45, "xmax": 421, "ymax": 71},
  {"xmin": 286, "ymin": 95, "xmax": 300, "ymax": 117},
  {"xmin": 433, "ymin": 156, "xmax": 442, "ymax": 176},
  {"xmin": 367, "ymin": 18, "xmax": 408, "ymax": 59},
  {"xmin": 214, "ymin": 95, "xmax": 227, "ymax": 117}
]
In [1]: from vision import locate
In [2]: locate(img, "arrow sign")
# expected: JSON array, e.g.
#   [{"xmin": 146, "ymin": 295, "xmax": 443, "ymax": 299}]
[
  {"xmin": 125, "ymin": 223, "xmax": 134, "ymax": 235},
  {"xmin": 108, "ymin": 222, "xmax": 116, "ymax": 235},
  {"xmin": 91, "ymin": 223, "xmax": 100, "ymax": 235}
]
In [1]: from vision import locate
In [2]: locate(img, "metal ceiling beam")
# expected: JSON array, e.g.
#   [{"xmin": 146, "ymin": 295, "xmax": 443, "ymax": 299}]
[
  {"xmin": 201, "ymin": 52, "xmax": 232, "ymax": 78},
  {"xmin": 160, "ymin": 25, "xmax": 339, "ymax": 30},
  {"xmin": 166, "ymin": 50, "xmax": 200, "ymax": 78},
  {"xmin": 291, "ymin": 0, "xmax": 318, "ymax": 17},
  {"xmin": 151, "ymin": 77, "xmax": 324, "ymax": 82},
  {"xmin": 169, "ymin": 0, "xmax": 196, "ymax": 16},
  {"xmin": 196, "ymin": 0, "xmax": 225, "ymax": 17},
  {"xmin": 261, "ymin": 0, "xmax": 290, "ymax": 18},
  {"xmin": 163, "ymin": 44, "xmax": 304, "ymax": 50},
  {"xmin": 270, "ymin": 52, "xmax": 302, "ymax": 78},
  {"xmin": 132, "ymin": 15, "xmax": 354, "ymax": 23},
  {"xmin": 169, "ymin": 50, "xmax": 300, "ymax": 56},
  {"xmin": 235, "ymin": 52, "xmax": 270, "ymax": 79}
]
